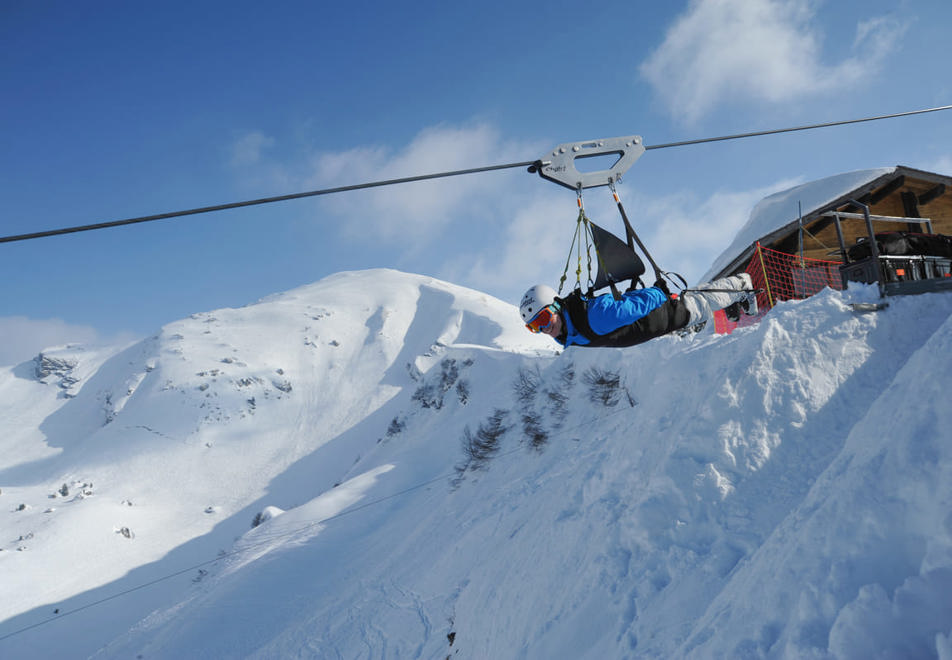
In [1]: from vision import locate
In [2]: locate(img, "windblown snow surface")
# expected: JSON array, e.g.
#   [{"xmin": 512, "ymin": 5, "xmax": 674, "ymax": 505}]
[{"xmin": 1, "ymin": 268, "xmax": 951, "ymax": 659}]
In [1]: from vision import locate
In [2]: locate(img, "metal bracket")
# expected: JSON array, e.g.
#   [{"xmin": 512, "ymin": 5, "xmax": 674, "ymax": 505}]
[{"xmin": 529, "ymin": 135, "xmax": 646, "ymax": 191}]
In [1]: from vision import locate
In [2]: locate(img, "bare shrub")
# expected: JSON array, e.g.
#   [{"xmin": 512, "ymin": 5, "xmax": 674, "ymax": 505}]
[
  {"xmin": 512, "ymin": 367, "xmax": 541, "ymax": 406},
  {"xmin": 544, "ymin": 363, "xmax": 575, "ymax": 427},
  {"xmin": 456, "ymin": 379, "xmax": 470, "ymax": 405},
  {"xmin": 463, "ymin": 409, "xmax": 508, "ymax": 466},
  {"xmin": 386, "ymin": 416, "xmax": 406, "ymax": 438},
  {"xmin": 583, "ymin": 367, "xmax": 635, "ymax": 407},
  {"xmin": 453, "ymin": 409, "xmax": 510, "ymax": 485},
  {"xmin": 521, "ymin": 412, "xmax": 548, "ymax": 450},
  {"xmin": 413, "ymin": 358, "xmax": 474, "ymax": 409}
]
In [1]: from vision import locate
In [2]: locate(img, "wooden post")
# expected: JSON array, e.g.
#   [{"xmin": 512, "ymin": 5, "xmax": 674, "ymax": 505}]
[{"xmin": 756, "ymin": 242, "xmax": 775, "ymax": 308}]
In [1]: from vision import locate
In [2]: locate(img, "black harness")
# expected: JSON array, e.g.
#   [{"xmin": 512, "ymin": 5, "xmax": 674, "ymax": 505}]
[{"xmin": 556, "ymin": 289, "xmax": 691, "ymax": 348}]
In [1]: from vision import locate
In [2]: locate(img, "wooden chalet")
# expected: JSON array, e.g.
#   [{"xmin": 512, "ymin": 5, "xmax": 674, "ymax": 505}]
[
  {"xmin": 707, "ymin": 165, "xmax": 952, "ymax": 282},
  {"xmin": 701, "ymin": 166, "xmax": 952, "ymax": 331}
]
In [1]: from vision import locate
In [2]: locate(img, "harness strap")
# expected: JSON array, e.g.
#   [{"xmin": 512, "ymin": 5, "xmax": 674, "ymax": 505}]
[
  {"xmin": 610, "ymin": 182, "xmax": 687, "ymax": 296},
  {"xmin": 557, "ymin": 185, "xmax": 688, "ymax": 301},
  {"xmin": 558, "ymin": 191, "xmax": 624, "ymax": 300}
]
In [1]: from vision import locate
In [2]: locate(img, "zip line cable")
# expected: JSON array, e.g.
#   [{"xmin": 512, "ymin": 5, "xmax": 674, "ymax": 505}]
[
  {"xmin": 643, "ymin": 104, "xmax": 952, "ymax": 150},
  {"xmin": 0, "ymin": 401, "xmax": 636, "ymax": 643},
  {"xmin": 2, "ymin": 104, "xmax": 950, "ymax": 245},
  {"xmin": 0, "ymin": 161, "xmax": 537, "ymax": 244}
]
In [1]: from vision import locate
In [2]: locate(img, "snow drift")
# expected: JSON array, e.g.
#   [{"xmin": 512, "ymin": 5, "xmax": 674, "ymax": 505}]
[{"xmin": 1, "ymin": 269, "xmax": 951, "ymax": 659}]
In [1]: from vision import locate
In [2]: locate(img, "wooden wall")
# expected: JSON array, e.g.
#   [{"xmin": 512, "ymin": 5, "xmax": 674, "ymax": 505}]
[{"xmin": 766, "ymin": 173, "xmax": 952, "ymax": 264}]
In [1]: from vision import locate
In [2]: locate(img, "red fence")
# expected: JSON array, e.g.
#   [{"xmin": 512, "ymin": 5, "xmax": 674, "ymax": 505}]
[{"xmin": 714, "ymin": 243, "xmax": 845, "ymax": 334}]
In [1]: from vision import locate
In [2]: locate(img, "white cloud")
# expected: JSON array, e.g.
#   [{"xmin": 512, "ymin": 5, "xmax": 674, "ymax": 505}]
[
  {"xmin": 0, "ymin": 316, "xmax": 134, "ymax": 367},
  {"xmin": 634, "ymin": 179, "xmax": 801, "ymax": 285},
  {"xmin": 229, "ymin": 122, "xmax": 545, "ymax": 250},
  {"xmin": 460, "ymin": 192, "xmax": 571, "ymax": 302},
  {"xmin": 309, "ymin": 123, "xmax": 541, "ymax": 242},
  {"xmin": 640, "ymin": 0, "xmax": 908, "ymax": 123},
  {"xmin": 224, "ymin": 121, "xmax": 556, "ymax": 302},
  {"xmin": 230, "ymin": 131, "xmax": 276, "ymax": 167},
  {"xmin": 228, "ymin": 130, "xmax": 295, "ymax": 195}
]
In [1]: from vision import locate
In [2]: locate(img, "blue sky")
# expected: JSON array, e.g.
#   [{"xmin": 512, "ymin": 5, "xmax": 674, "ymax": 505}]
[{"xmin": 2, "ymin": 0, "xmax": 951, "ymax": 364}]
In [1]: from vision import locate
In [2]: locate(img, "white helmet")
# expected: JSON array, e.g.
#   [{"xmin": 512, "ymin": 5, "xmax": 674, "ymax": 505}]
[{"xmin": 519, "ymin": 284, "xmax": 557, "ymax": 322}]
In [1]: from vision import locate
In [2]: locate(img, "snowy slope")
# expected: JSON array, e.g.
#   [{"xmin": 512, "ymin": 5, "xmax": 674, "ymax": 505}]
[
  {"xmin": 0, "ymin": 270, "xmax": 551, "ymax": 653},
  {"xmin": 2, "ymin": 270, "xmax": 952, "ymax": 659}
]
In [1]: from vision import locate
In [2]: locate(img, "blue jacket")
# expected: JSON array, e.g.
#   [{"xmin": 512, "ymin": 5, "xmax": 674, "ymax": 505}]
[{"xmin": 558, "ymin": 287, "xmax": 669, "ymax": 347}]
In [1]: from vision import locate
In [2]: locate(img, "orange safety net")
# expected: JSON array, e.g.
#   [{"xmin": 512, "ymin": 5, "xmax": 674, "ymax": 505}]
[{"xmin": 713, "ymin": 242, "xmax": 845, "ymax": 334}]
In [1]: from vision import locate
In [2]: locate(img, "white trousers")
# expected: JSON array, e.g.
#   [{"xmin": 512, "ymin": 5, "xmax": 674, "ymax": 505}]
[{"xmin": 680, "ymin": 273, "xmax": 753, "ymax": 325}]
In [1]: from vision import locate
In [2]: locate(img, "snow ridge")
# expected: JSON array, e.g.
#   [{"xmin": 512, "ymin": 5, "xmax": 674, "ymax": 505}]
[{"xmin": 2, "ymin": 270, "xmax": 951, "ymax": 659}]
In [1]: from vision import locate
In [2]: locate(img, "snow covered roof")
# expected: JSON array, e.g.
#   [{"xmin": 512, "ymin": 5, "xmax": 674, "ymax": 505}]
[{"xmin": 702, "ymin": 167, "xmax": 897, "ymax": 281}]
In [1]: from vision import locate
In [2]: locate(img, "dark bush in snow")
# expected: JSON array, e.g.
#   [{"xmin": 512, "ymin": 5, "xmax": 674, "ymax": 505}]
[
  {"xmin": 412, "ymin": 358, "xmax": 473, "ymax": 409},
  {"xmin": 251, "ymin": 506, "xmax": 284, "ymax": 528},
  {"xmin": 521, "ymin": 411, "xmax": 548, "ymax": 450},
  {"xmin": 386, "ymin": 416, "xmax": 406, "ymax": 438},
  {"xmin": 454, "ymin": 409, "xmax": 509, "ymax": 485},
  {"xmin": 512, "ymin": 366, "xmax": 541, "ymax": 406},
  {"xmin": 583, "ymin": 367, "xmax": 635, "ymax": 408}
]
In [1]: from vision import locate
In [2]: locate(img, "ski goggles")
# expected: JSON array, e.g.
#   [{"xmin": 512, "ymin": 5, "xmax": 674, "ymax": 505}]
[{"xmin": 526, "ymin": 305, "xmax": 558, "ymax": 333}]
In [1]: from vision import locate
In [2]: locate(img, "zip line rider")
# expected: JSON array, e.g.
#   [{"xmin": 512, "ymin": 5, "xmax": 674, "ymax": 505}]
[{"xmin": 520, "ymin": 275, "xmax": 758, "ymax": 348}]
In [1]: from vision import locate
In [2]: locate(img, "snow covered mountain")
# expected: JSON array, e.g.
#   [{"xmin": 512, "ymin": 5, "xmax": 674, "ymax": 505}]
[{"xmin": 2, "ymin": 269, "xmax": 951, "ymax": 659}]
